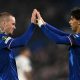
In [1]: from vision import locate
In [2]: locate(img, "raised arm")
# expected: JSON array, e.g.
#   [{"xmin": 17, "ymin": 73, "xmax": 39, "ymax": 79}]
[
  {"xmin": 9, "ymin": 23, "xmax": 36, "ymax": 48},
  {"xmin": 41, "ymin": 25, "xmax": 70, "ymax": 45},
  {"xmin": 44, "ymin": 23, "xmax": 69, "ymax": 36},
  {"xmin": 0, "ymin": 23, "xmax": 36, "ymax": 49},
  {"xmin": 41, "ymin": 26, "xmax": 80, "ymax": 46},
  {"xmin": 35, "ymin": 9, "xmax": 80, "ymax": 46},
  {"xmin": 0, "ymin": 9, "xmax": 37, "ymax": 49},
  {"xmin": 35, "ymin": 9, "xmax": 69, "ymax": 36},
  {"xmin": 36, "ymin": 9, "xmax": 70, "ymax": 44}
]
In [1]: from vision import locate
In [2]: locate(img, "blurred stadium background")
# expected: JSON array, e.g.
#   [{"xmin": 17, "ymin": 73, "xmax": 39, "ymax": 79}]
[{"xmin": 0, "ymin": 0, "xmax": 79, "ymax": 80}]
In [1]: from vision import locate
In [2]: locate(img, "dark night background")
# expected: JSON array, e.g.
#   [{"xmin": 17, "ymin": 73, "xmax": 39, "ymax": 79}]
[{"xmin": 0, "ymin": 0, "xmax": 80, "ymax": 80}]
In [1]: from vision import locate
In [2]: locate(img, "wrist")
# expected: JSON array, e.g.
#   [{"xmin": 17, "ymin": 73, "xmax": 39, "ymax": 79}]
[{"xmin": 37, "ymin": 19, "xmax": 46, "ymax": 28}]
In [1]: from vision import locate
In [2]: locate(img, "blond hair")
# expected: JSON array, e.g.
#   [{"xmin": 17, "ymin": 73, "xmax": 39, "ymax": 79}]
[{"xmin": 0, "ymin": 12, "xmax": 14, "ymax": 32}]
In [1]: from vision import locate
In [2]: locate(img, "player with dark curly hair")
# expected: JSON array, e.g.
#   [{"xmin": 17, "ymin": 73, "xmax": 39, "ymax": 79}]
[{"xmin": 32, "ymin": 8, "xmax": 80, "ymax": 80}]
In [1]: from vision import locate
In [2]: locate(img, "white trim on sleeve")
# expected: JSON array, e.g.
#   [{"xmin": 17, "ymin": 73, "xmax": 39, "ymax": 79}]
[
  {"xmin": 37, "ymin": 19, "xmax": 44, "ymax": 28},
  {"xmin": 5, "ymin": 37, "xmax": 12, "ymax": 44},
  {"xmin": 8, "ymin": 39, "xmax": 14, "ymax": 49}
]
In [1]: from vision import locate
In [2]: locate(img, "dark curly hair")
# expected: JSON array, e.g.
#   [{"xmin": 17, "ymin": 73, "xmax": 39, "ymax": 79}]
[{"xmin": 71, "ymin": 7, "xmax": 80, "ymax": 20}]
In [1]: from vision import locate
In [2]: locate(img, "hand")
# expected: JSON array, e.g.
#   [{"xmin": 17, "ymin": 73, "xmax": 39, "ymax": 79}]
[
  {"xmin": 36, "ymin": 10, "xmax": 46, "ymax": 26},
  {"xmin": 31, "ymin": 9, "xmax": 37, "ymax": 24}
]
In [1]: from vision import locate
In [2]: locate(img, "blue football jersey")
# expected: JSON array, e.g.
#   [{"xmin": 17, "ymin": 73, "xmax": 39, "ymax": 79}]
[
  {"xmin": 0, "ymin": 23, "xmax": 36, "ymax": 80},
  {"xmin": 0, "ymin": 33, "xmax": 18, "ymax": 80},
  {"xmin": 68, "ymin": 34, "xmax": 80, "ymax": 80},
  {"xmin": 40, "ymin": 23, "xmax": 80, "ymax": 80}
]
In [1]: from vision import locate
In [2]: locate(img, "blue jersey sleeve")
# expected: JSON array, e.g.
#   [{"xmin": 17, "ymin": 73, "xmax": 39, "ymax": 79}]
[
  {"xmin": 43, "ymin": 23, "xmax": 69, "ymax": 36},
  {"xmin": 0, "ymin": 23, "xmax": 36, "ymax": 49},
  {"xmin": 41, "ymin": 25, "xmax": 71, "ymax": 45}
]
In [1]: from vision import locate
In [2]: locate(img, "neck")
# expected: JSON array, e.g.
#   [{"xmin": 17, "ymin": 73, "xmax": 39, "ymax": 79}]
[
  {"xmin": 0, "ymin": 28, "xmax": 4, "ymax": 33},
  {"xmin": 76, "ymin": 26, "xmax": 80, "ymax": 34}
]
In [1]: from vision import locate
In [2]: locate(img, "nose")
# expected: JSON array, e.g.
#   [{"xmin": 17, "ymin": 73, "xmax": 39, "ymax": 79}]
[
  {"xmin": 69, "ymin": 20, "xmax": 71, "ymax": 24},
  {"xmin": 13, "ymin": 26, "xmax": 16, "ymax": 29}
]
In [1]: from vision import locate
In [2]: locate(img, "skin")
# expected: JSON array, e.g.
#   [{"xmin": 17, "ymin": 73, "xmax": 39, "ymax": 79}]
[
  {"xmin": 2, "ymin": 16, "xmax": 16, "ymax": 34},
  {"xmin": 32, "ymin": 9, "xmax": 80, "ymax": 34},
  {"xmin": 1, "ymin": 10, "xmax": 37, "ymax": 35},
  {"xmin": 69, "ymin": 16, "xmax": 80, "ymax": 33}
]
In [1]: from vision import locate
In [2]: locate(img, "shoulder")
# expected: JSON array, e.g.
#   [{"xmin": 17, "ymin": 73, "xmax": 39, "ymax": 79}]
[
  {"xmin": 69, "ymin": 34, "xmax": 80, "ymax": 38},
  {"xmin": 72, "ymin": 34, "xmax": 80, "ymax": 40},
  {"xmin": 0, "ymin": 33, "xmax": 8, "ymax": 40}
]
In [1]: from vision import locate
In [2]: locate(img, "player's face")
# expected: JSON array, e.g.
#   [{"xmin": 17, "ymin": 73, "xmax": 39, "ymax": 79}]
[
  {"xmin": 4, "ymin": 16, "xmax": 16, "ymax": 34},
  {"xmin": 69, "ymin": 16, "xmax": 79, "ymax": 32}
]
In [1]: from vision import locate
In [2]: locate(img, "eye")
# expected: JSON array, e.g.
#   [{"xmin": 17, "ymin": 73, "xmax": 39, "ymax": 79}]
[{"xmin": 12, "ymin": 23, "xmax": 15, "ymax": 25}]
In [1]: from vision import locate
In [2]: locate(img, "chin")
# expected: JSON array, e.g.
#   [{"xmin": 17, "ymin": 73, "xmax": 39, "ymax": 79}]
[
  {"xmin": 9, "ymin": 32, "xmax": 13, "ymax": 35},
  {"xmin": 72, "ymin": 28, "xmax": 77, "ymax": 32},
  {"xmin": 11, "ymin": 32, "xmax": 13, "ymax": 35},
  {"xmin": 10, "ymin": 30, "xmax": 14, "ymax": 34}
]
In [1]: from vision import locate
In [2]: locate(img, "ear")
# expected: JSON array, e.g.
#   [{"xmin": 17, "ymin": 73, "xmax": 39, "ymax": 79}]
[
  {"xmin": 0, "ymin": 21, "xmax": 5, "ymax": 30},
  {"xmin": 2, "ymin": 21, "xmax": 7, "ymax": 32}
]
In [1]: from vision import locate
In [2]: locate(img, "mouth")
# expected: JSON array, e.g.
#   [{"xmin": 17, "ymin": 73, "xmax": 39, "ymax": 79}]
[{"xmin": 70, "ymin": 24, "xmax": 73, "ymax": 27}]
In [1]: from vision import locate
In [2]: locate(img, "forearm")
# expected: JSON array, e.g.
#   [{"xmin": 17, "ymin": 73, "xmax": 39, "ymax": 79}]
[
  {"xmin": 42, "ymin": 23, "xmax": 69, "ymax": 36},
  {"xmin": 9, "ymin": 23, "xmax": 36, "ymax": 48},
  {"xmin": 41, "ymin": 26, "xmax": 70, "ymax": 44}
]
